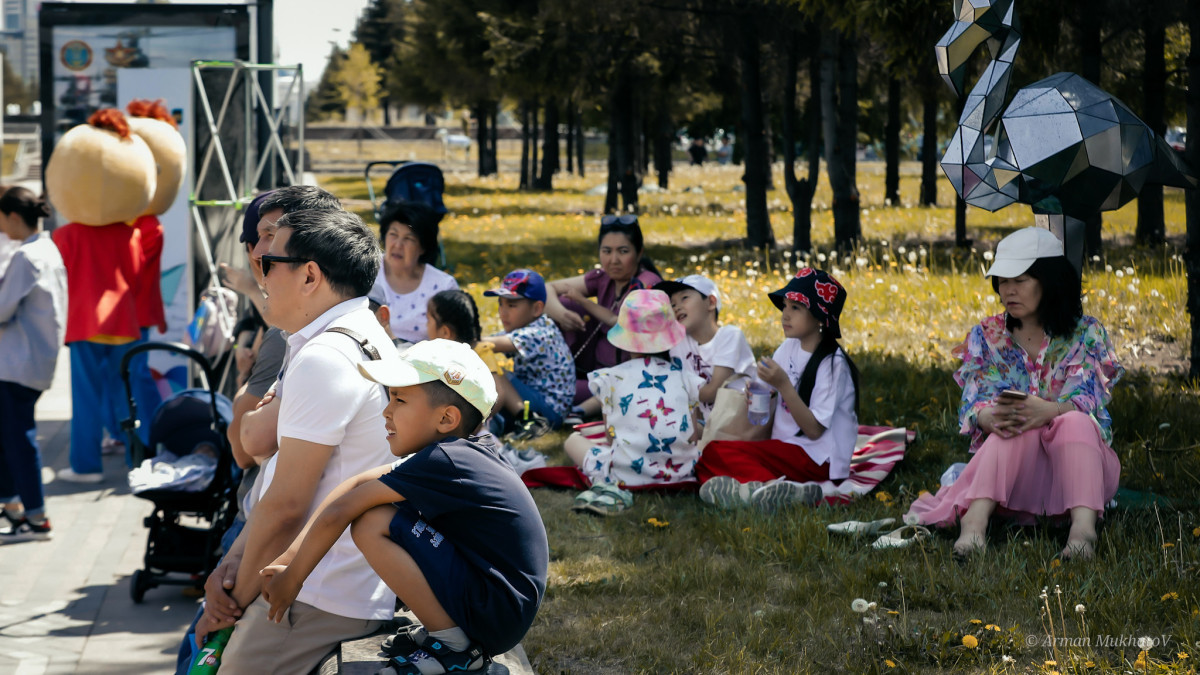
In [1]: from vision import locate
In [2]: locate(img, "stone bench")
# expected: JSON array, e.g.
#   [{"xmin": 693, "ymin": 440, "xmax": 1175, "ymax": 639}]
[{"xmin": 316, "ymin": 613, "xmax": 534, "ymax": 675}]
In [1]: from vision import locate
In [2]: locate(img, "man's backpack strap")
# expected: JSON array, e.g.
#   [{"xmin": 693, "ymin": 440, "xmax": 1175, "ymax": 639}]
[{"xmin": 323, "ymin": 326, "xmax": 382, "ymax": 361}]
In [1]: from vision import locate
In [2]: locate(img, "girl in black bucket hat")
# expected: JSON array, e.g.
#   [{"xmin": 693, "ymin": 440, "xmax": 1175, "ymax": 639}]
[{"xmin": 697, "ymin": 267, "xmax": 862, "ymax": 511}]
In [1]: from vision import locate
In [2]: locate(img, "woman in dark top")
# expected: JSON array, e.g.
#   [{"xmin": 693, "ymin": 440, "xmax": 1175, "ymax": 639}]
[{"xmin": 543, "ymin": 215, "xmax": 662, "ymax": 403}]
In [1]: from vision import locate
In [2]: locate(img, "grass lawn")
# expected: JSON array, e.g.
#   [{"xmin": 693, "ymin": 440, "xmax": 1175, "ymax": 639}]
[{"xmin": 321, "ymin": 162, "xmax": 1200, "ymax": 674}]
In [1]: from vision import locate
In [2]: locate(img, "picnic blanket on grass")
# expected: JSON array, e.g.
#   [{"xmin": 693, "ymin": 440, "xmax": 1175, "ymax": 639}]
[{"xmin": 523, "ymin": 423, "xmax": 914, "ymax": 504}]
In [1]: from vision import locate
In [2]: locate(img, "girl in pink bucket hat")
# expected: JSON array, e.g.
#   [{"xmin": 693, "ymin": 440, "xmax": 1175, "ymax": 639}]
[{"xmin": 563, "ymin": 290, "xmax": 704, "ymax": 514}]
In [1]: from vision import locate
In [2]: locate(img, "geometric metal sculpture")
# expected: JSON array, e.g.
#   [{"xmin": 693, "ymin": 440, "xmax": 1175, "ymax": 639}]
[{"xmin": 936, "ymin": 0, "xmax": 1195, "ymax": 269}]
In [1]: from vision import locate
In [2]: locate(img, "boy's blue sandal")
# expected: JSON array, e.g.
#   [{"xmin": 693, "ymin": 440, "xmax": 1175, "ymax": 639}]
[
  {"xmin": 385, "ymin": 633, "xmax": 490, "ymax": 674},
  {"xmin": 381, "ymin": 623, "xmax": 425, "ymax": 657}
]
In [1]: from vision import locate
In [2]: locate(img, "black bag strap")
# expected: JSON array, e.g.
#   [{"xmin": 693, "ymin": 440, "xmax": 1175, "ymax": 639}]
[{"xmin": 323, "ymin": 326, "xmax": 382, "ymax": 361}]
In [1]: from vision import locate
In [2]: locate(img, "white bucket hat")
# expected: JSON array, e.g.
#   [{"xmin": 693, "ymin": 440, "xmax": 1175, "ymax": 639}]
[
  {"xmin": 984, "ymin": 227, "xmax": 1065, "ymax": 278},
  {"xmin": 358, "ymin": 339, "xmax": 497, "ymax": 417}
]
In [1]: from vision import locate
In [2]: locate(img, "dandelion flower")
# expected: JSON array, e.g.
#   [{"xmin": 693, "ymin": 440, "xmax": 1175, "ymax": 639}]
[
  {"xmin": 818, "ymin": 253, "xmax": 827, "ymax": 262},
  {"xmin": 1162, "ymin": 543, "xmax": 1175, "ymax": 549},
  {"xmin": 1193, "ymin": 526, "xmax": 1200, "ymax": 537},
  {"xmin": 1116, "ymin": 270, "xmax": 1124, "ymax": 278},
  {"xmin": 1002, "ymin": 655, "xmax": 1015, "ymax": 663},
  {"xmin": 1138, "ymin": 637, "xmax": 1154, "ymax": 650},
  {"xmin": 969, "ymin": 619, "xmax": 982, "ymax": 625},
  {"xmin": 889, "ymin": 284, "xmax": 899, "ymax": 293},
  {"xmin": 983, "ymin": 251, "xmax": 994, "ymax": 261},
  {"xmin": 1075, "ymin": 604, "xmax": 1085, "ymax": 614},
  {"xmin": 868, "ymin": 602, "xmax": 877, "ymax": 611},
  {"xmin": 1178, "ymin": 652, "xmax": 1188, "ymax": 660},
  {"xmin": 851, "ymin": 598, "xmax": 870, "ymax": 613},
  {"xmin": 962, "ymin": 635, "xmax": 978, "ymax": 649},
  {"xmin": 986, "ymin": 624, "xmax": 1001, "ymax": 631},
  {"xmin": 875, "ymin": 491, "xmax": 893, "ymax": 503},
  {"xmin": 887, "ymin": 610, "xmax": 900, "ymax": 616},
  {"xmin": 878, "ymin": 581, "xmax": 888, "ymax": 588},
  {"xmin": 1161, "ymin": 591, "xmax": 1178, "ymax": 601},
  {"xmin": 885, "ymin": 659, "xmax": 896, "ymax": 668},
  {"xmin": 903, "ymin": 513, "xmax": 920, "ymax": 526}
]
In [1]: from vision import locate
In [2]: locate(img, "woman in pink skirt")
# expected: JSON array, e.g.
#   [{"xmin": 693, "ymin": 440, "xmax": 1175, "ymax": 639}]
[{"xmin": 906, "ymin": 228, "xmax": 1123, "ymax": 560}]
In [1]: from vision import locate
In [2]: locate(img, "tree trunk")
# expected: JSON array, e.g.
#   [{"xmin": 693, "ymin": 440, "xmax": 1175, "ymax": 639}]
[
  {"xmin": 606, "ymin": 70, "xmax": 640, "ymax": 213},
  {"xmin": 536, "ymin": 97, "xmax": 559, "ymax": 191},
  {"xmin": 489, "ymin": 105, "xmax": 498, "ymax": 175},
  {"xmin": 531, "ymin": 97, "xmax": 540, "ymax": 190},
  {"xmin": 474, "ymin": 101, "xmax": 496, "ymax": 178},
  {"xmin": 884, "ymin": 74, "xmax": 901, "ymax": 206},
  {"xmin": 1186, "ymin": 0, "xmax": 1200, "ymax": 378},
  {"xmin": 795, "ymin": 25, "xmax": 823, "ymax": 254},
  {"xmin": 822, "ymin": 27, "xmax": 860, "ymax": 249},
  {"xmin": 739, "ymin": 12, "xmax": 775, "ymax": 249},
  {"xmin": 782, "ymin": 27, "xmax": 800, "ymax": 248},
  {"xmin": 1136, "ymin": 0, "xmax": 1166, "ymax": 246},
  {"xmin": 919, "ymin": 80, "xmax": 939, "ymax": 206},
  {"xmin": 566, "ymin": 106, "xmax": 575, "ymax": 174},
  {"xmin": 653, "ymin": 107, "xmax": 672, "ymax": 189},
  {"xmin": 576, "ymin": 108, "xmax": 586, "ymax": 178},
  {"xmin": 381, "ymin": 95, "xmax": 391, "ymax": 126},
  {"xmin": 519, "ymin": 101, "xmax": 531, "ymax": 191}
]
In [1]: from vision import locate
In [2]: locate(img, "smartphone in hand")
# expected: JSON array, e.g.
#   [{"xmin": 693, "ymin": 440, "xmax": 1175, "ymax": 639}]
[{"xmin": 998, "ymin": 389, "xmax": 1028, "ymax": 401}]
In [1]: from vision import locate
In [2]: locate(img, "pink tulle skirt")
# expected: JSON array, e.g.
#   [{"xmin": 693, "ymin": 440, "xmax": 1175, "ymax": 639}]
[{"xmin": 907, "ymin": 411, "xmax": 1121, "ymax": 527}]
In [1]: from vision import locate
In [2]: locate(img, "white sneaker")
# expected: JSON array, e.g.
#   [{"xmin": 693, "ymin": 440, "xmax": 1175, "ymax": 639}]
[
  {"xmin": 498, "ymin": 446, "xmax": 547, "ymax": 475},
  {"xmin": 699, "ymin": 476, "xmax": 763, "ymax": 509},
  {"xmin": 750, "ymin": 481, "xmax": 822, "ymax": 511},
  {"xmin": 56, "ymin": 468, "xmax": 103, "ymax": 484}
]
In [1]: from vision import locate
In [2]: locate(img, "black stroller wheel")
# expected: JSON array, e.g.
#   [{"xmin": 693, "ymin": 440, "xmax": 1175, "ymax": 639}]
[{"xmin": 131, "ymin": 569, "xmax": 151, "ymax": 603}]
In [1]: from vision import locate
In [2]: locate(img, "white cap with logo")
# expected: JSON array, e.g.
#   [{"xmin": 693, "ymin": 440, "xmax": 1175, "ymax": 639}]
[
  {"xmin": 357, "ymin": 338, "xmax": 497, "ymax": 416},
  {"xmin": 984, "ymin": 227, "xmax": 1065, "ymax": 279},
  {"xmin": 653, "ymin": 274, "xmax": 722, "ymax": 310}
]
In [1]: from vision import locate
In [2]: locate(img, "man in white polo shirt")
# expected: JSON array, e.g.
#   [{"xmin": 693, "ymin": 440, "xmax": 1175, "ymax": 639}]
[{"xmin": 196, "ymin": 208, "xmax": 398, "ymax": 673}]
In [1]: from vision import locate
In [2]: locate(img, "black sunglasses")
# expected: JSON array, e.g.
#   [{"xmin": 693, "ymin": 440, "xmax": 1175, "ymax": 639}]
[
  {"xmin": 260, "ymin": 254, "xmax": 311, "ymax": 276},
  {"xmin": 600, "ymin": 214, "xmax": 639, "ymax": 226}
]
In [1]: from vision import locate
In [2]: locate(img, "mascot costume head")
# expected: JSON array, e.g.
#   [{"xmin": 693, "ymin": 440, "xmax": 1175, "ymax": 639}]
[
  {"xmin": 47, "ymin": 108, "xmax": 163, "ymax": 477},
  {"xmin": 125, "ymin": 99, "xmax": 187, "ymax": 335}
]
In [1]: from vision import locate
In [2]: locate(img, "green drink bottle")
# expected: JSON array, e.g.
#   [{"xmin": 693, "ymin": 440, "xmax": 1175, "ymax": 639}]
[{"xmin": 188, "ymin": 627, "xmax": 234, "ymax": 674}]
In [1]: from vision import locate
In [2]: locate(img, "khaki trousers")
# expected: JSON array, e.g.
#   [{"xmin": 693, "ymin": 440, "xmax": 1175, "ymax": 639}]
[{"xmin": 219, "ymin": 597, "xmax": 384, "ymax": 674}]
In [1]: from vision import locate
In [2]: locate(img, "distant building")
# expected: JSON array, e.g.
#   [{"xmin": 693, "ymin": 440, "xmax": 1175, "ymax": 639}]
[{"xmin": 0, "ymin": 0, "xmax": 39, "ymax": 90}]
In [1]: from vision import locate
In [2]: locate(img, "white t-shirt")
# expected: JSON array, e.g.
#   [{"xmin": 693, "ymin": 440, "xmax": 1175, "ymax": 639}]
[
  {"xmin": 768, "ymin": 339, "xmax": 858, "ymax": 481},
  {"xmin": 376, "ymin": 261, "xmax": 459, "ymax": 343},
  {"xmin": 259, "ymin": 297, "xmax": 398, "ymax": 620},
  {"xmin": 670, "ymin": 324, "xmax": 756, "ymax": 421}
]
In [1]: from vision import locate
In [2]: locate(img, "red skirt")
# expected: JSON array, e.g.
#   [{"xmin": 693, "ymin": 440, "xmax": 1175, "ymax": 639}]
[{"xmin": 697, "ymin": 439, "xmax": 830, "ymax": 484}]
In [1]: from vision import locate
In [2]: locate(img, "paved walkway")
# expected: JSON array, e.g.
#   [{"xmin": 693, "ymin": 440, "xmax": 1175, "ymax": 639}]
[{"xmin": 1, "ymin": 347, "xmax": 201, "ymax": 674}]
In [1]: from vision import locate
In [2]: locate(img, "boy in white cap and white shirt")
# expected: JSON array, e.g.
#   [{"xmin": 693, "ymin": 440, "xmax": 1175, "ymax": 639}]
[
  {"xmin": 654, "ymin": 275, "xmax": 755, "ymax": 422},
  {"xmin": 260, "ymin": 339, "xmax": 549, "ymax": 674}
]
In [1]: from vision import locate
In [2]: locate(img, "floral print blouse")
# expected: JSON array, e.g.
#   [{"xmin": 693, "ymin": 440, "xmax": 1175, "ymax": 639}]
[{"xmin": 953, "ymin": 313, "xmax": 1124, "ymax": 452}]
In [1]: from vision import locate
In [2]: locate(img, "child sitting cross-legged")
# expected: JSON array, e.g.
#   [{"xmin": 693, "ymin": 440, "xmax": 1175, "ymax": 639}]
[
  {"xmin": 479, "ymin": 269, "xmax": 575, "ymax": 439},
  {"xmin": 654, "ymin": 274, "xmax": 755, "ymax": 423},
  {"xmin": 563, "ymin": 289, "xmax": 704, "ymax": 514},
  {"xmin": 260, "ymin": 339, "xmax": 549, "ymax": 674}
]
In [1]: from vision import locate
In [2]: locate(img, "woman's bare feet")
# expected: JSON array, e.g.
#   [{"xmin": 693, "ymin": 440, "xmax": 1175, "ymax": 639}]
[
  {"xmin": 1062, "ymin": 506, "xmax": 1099, "ymax": 560},
  {"xmin": 953, "ymin": 528, "xmax": 987, "ymax": 556},
  {"xmin": 1060, "ymin": 536, "xmax": 1096, "ymax": 560}
]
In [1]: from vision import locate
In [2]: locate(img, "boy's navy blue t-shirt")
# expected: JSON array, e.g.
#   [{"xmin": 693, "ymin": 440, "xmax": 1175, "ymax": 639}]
[{"xmin": 378, "ymin": 435, "xmax": 549, "ymax": 647}]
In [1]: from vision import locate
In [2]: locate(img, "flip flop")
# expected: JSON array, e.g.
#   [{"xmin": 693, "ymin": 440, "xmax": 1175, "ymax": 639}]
[
  {"xmin": 827, "ymin": 518, "xmax": 897, "ymax": 536},
  {"xmin": 870, "ymin": 525, "xmax": 932, "ymax": 550}
]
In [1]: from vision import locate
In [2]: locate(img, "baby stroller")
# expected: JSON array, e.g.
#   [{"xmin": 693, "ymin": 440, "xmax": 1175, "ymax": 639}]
[
  {"xmin": 364, "ymin": 160, "xmax": 451, "ymax": 269},
  {"xmin": 119, "ymin": 342, "xmax": 237, "ymax": 603}
]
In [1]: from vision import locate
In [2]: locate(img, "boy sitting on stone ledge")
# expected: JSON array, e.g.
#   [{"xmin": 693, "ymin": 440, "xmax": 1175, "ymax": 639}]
[{"xmin": 260, "ymin": 339, "xmax": 549, "ymax": 674}]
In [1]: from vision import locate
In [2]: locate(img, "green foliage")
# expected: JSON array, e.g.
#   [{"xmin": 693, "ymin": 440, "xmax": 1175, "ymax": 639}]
[
  {"xmin": 333, "ymin": 43, "xmax": 382, "ymax": 117},
  {"xmin": 305, "ymin": 44, "xmax": 347, "ymax": 122},
  {"xmin": 2, "ymin": 55, "xmax": 34, "ymax": 110},
  {"xmin": 322, "ymin": 164, "xmax": 1200, "ymax": 673}
]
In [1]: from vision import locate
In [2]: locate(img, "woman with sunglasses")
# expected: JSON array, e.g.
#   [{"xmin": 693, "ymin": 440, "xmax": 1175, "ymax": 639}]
[{"xmin": 544, "ymin": 214, "xmax": 662, "ymax": 404}]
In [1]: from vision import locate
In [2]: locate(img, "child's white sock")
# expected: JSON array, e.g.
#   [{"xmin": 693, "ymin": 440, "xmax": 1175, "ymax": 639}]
[{"xmin": 426, "ymin": 626, "xmax": 470, "ymax": 651}]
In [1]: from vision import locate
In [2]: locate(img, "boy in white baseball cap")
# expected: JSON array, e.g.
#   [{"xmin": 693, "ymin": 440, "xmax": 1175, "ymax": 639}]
[
  {"xmin": 653, "ymin": 274, "xmax": 755, "ymax": 422},
  {"xmin": 260, "ymin": 339, "xmax": 549, "ymax": 673}
]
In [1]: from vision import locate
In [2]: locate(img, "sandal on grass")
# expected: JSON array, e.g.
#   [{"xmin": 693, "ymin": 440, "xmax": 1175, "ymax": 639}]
[
  {"xmin": 827, "ymin": 518, "xmax": 897, "ymax": 536},
  {"xmin": 575, "ymin": 484, "xmax": 633, "ymax": 516},
  {"xmin": 385, "ymin": 633, "xmax": 489, "ymax": 675},
  {"xmin": 870, "ymin": 524, "xmax": 932, "ymax": 550}
]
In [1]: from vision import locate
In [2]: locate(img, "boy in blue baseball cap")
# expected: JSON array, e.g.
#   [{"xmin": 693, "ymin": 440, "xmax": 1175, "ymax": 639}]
[{"xmin": 480, "ymin": 269, "xmax": 574, "ymax": 439}]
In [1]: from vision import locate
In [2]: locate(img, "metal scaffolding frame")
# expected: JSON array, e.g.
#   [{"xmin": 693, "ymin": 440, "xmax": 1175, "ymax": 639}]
[{"xmin": 188, "ymin": 59, "xmax": 305, "ymax": 279}]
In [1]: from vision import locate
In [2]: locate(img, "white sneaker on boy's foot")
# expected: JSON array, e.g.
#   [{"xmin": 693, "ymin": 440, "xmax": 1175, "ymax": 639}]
[
  {"xmin": 699, "ymin": 476, "xmax": 763, "ymax": 509},
  {"xmin": 750, "ymin": 481, "xmax": 822, "ymax": 511},
  {"xmin": 56, "ymin": 468, "xmax": 103, "ymax": 484}
]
